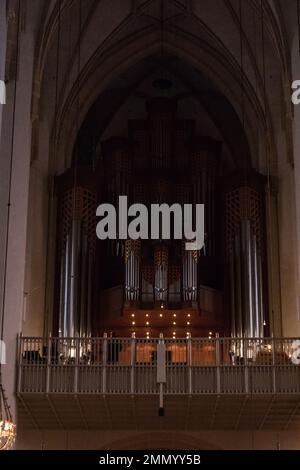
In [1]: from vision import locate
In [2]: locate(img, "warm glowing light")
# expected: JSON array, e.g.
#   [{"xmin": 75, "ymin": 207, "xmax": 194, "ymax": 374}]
[
  {"xmin": 146, "ymin": 314, "xmax": 149, "ymax": 317},
  {"xmin": 173, "ymin": 314, "xmax": 176, "ymax": 317},
  {"xmin": 159, "ymin": 313, "xmax": 163, "ymax": 317},
  {"xmin": 187, "ymin": 321, "xmax": 190, "ymax": 325},
  {"xmin": 160, "ymin": 303, "xmax": 164, "ymax": 309},
  {"xmin": 131, "ymin": 314, "xmax": 135, "ymax": 317},
  {"xmin": 132, "ymin": 321, "xmax": 135, "ymax": 325},
  {"xmin": 209, "ymin": 331, "xmax": 212, "ymax": 335},
  {"xmin": 146, "ymin": 321, "xmax": 149, "ymax": 325},
  {"xmin": 0, "ymin": 420, "xmax": 16, "ymax": 450},
  {"xmin": 173, "ymin": 331, "xmax": 176, "ymax": 335},
  {"xmin": 187, "ymin": 314, "xmax": 191, "ymax": 317},
  {"xmin": 173, "ymin": 321, "xmax": 176, "ymax": 325},
  {"xmin": 263, "ymin": 320, "xmax": 266, "ymax": 326},
  {"xmin": 0, "ymin": 379, "xmax": 16, "ymax": 450}
]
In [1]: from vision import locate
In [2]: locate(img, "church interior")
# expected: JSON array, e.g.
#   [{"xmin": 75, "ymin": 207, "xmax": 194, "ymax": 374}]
[{"xmin": 1, "ymin": 0, "xmax": 300, "ymax": 450}]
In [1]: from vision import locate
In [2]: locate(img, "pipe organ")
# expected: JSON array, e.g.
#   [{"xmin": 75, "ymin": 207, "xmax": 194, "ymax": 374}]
[
  {"xmin": 57, "ymin": 171, "xmax": 97, "ymax": 337},
  {"xmin": 224, "ymin": 175, "xmax": 267, "ymax": 339},
  {"xmin": 102, "ymin": 137, "xmax": 131, "ymax": 257},
  {"xmin": 154, "ymin": 245, "xmax": 169, "ymax": 306},
  {"xmin": 147, "ymin": 98, "xmax": 176, "ymax": 169},
  {"xmin": 54, "ymin": 97, "xmax": 268, "ymax": 338},
  {"xmin": 124, "ymin": 240, "xmax": 141, "ymax": 304},
  {"xmin": 191, "ymin": 139, "xmax": 219, "ymax": 256},
  {"xmin": 182, "ymin": 246, "xmax": 198, "ymax": 303}
]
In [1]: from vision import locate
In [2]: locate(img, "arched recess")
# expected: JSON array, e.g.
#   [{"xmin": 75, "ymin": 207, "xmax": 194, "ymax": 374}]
[
  {"xmin": 73, "ymin": 54, "xmax": 251, "ymax": 170},
  {"xmin": 21, "ymin": 0, "xmax": 293, "ymax": 337},
  {"xmin": 51, "ymin": 27, "xmax": 272, "ymax": 174},
  {"xmin": 39, "ymin": 24, "xmax": 284, "ymax": 337},
  {"xmin": 31, "ymin": 0, "xmax": 291, "ymax": 177}
]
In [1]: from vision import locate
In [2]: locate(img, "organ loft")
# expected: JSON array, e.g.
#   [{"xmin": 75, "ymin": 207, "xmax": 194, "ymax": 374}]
[{"xmin": 55, "ymin": 95, "xmax": 268, "ymax": 340}]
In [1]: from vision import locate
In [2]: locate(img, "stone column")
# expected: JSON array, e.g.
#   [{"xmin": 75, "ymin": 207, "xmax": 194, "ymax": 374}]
[{"xmin": 0, "ymin": 2, "xmax": 36, "ymax": 421}]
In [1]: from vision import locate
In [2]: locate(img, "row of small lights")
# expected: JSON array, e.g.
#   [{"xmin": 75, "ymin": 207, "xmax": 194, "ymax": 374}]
[
  {"xmin": 133, "ymin": 330, "xmax": 215, "ymax": 339},
  {"xmin": 131, "ymin": 331, "xmax": 215, "ymax": 338},
  {"xmin": 130, "ymin": 311, "xmax": 193, "ymax": 338},
  {"xmin": 131, "ymin": 313, "xmax": 191, "ymax": 325},
  {"xmin": 130, "ymin": 309, "xmax": 217, "ymax": 339},
  {"xmin": 131, "ymin": 331, "xmax": 192, "ymax": 338}
]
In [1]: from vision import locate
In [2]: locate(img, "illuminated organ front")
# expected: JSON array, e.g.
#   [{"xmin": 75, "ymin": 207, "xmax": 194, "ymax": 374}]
[{"xmin": 55, "ymin": 97, "xmax": 268, "ymax": 338}]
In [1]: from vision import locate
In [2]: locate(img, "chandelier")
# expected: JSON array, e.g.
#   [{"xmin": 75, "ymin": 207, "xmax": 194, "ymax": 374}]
[{"xmin": 0, "ymin": 376, "xmax": 16, "ymax": 450}]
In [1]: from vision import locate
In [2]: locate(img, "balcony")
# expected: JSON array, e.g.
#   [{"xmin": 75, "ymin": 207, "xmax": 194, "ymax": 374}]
[{"xmin": 16, "ymin": 336, "xmax": 300, "ymax": 431}]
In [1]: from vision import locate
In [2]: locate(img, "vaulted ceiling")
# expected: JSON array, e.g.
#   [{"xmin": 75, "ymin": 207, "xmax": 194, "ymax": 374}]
[
  {"xmin": 6, "ymin": 0, "xmax": 294, "ymax": 173},
  {"xmin": 75, "ymin": 53, "xmax": 251, "ymax": 169}
]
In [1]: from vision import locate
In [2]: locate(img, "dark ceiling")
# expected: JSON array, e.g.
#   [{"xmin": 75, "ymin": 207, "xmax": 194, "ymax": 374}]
[{"xmin": 74, "ymin": 54, "xmax": 251, "ymax": 169}]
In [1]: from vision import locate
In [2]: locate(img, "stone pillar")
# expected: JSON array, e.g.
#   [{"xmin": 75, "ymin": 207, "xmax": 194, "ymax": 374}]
[
  {"xmin": 288, "ymin": 32, "xmax": 300, "ymax": 336},
  {"xmin": 0, "ymin": 2, "xmax": 36, "ymax": 421}
]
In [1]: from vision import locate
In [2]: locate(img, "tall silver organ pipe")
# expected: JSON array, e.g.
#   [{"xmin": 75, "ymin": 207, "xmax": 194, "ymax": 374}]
[
  {"xmin": 229, "ymin": 220, "xmax": 264, "ymax": 339},
  {"xmin": 58, "ymin": 184, "xmax": 96, "ymax": 338},
  {"xmin": 168, "ymin": 266, "xmax": 181, "ymax": 304},
  {"xmin": 191, "ymin": 139, "xmax": 219, "ymax": 256},
  {"xmin": 182, "ymin": 246, "xmax": 198, "ymax": 302},
  {"xmin": 141, "ymin": 266, "xmax": 154, "ymax": 304},
  {"xmin": 147, "ymin": 98, "xmax": 176, "ymax": 170},
  {"xmin": 154, "ymin": 245, "xmax": 168, "ymax": 305},
  {"xmin": 124, "ymin": 239, "xmax": 141, "ymax": 303},
  {"xmin": 225, "ymin": 179, "xmax": 265, "ymax": 340},
  {"xmin": 102, "ymin": 137, "xmax": 131, "ymax": 256}
]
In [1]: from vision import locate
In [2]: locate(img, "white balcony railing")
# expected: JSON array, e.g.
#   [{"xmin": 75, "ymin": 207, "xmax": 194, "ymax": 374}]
[{"xmin": 17, "ymin": 335, "xmax": 300, "ymax": 395}]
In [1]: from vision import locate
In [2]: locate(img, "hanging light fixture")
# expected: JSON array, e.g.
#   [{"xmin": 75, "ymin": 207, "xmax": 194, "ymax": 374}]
[{"xmin": 0, "ymin": 375, "xmax": 16, "ymax": 450}]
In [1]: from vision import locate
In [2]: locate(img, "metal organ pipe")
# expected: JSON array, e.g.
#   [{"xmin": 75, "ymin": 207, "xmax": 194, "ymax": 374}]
[
  {"xmin": 154, "ymin": 245, "xmax": 168, "ymax": 305},
  {"xmin": 69, "ymin": 219, "xmax": 80, "ymax": 337},
  {"xmin": 252, "ymin": 234, "xmax": 260, "ymax": 338},
  {"xmin": 243, "ymin": 219, "xmax": 254, "ymax": 338},
  {"xmin": 191, "ymin": 139, "xmax": 219, "ymax": 257},
  {"xmin": 182, "ymin": 246, "xmax": 198, "ymax": 303},
  {"xmin": 225, "ymin": 180, "xmax": 266, "ymax": 342},
  {"xmin": 258, "ymin": 250, "xmax": 264, "ymax": 337},
  {"xmin": 168, "ymin": 271, "xmax": 181, "ymax": 304},
  {"xmin": 58, "ymin": 183, "xmax": 96, "ymax": 338},
  {"xmin": 234, "ymin": 233, "xmax": 243, "ymax": 340},
  {"xmin": 59, "ymin": 232, "xmax": 69, "ymax": 337},
  {"xmin": 229, "ymin": 249, "xmax": 236, "ymax": 338},
  {"xmin": 125, "ymin": 240, "xmax": 141, "ymax": 303},
  {"xmin": 146, "ymin": 98, "xmax": 176, "ymax": 170},
  {"xmin": 102, "ymin": 137, "xmax": 131, "ymax": 256},
  {"xmin": 79, "ymin": 229, "xmax": 91, "ymax": 337}
]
